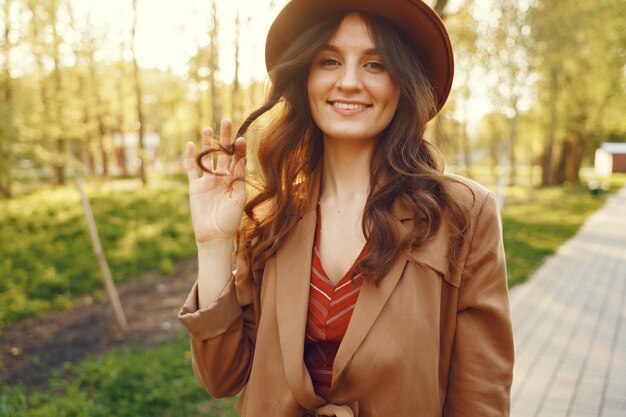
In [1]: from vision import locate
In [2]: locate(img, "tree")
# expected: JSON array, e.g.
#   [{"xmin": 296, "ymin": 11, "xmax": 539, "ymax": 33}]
[
  {"xmin": 67, "ymin": 7, "xmax": 109, "ymax": 177},
  {"xmin": 425, "ymin": 0, "xmax": 477, "ymax": 172},
  {"xmin": 141, "ymin": 68, "xmax": 190, "ymax": 174},
  {"xmin": 114, "ymin": 50, "xmax": 131, "ymax": 178},
  {"xmin": 432, "ymin": 0, "xmax": 451, "ymax": 20},
  {"xmin": 26, "ymin": 0, "xmax": 59, "ymax": 183},
  {"xmin": 529, "ymin": 0, "xmax": 626, "ymax": 185},
  {"xmin": 232, "ymin": 10, "xmax": 242, "ymax": 124},
  {"xmin": 0, "ymin": 0, "xmax": 14, "ymax": 196},
  {"xmin": 49, "ymin": 0, "xmax": 67, "ymax": 185},
  {"xmin": 446, "ymin": 6, "xmax": 479, "ymax": 176},
  {"xmin": 477, "ymin": 112, "xmax": 509, "ymax": 183},
  {"xmin": 208, "ymin": 0, "xmax": 220, "ymax": 130},
  {"xmin": 131, "ymin": 0, "xmax": 147, "ymax": 185},
  {"xmin": 481, "ymin": 0, "xmax": 532, "ymax": 185}
]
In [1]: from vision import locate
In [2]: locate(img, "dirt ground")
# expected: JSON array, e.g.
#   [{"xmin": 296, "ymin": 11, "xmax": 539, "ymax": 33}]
[{"xmin": 0, "ymin": 259, "xmax": 198, "ymax": 387}]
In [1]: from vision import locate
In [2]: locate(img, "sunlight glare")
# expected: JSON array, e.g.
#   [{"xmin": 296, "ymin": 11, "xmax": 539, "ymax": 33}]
[{"xmin": 70, "ymin": 0, "xmax": 287, "ymax": 83}]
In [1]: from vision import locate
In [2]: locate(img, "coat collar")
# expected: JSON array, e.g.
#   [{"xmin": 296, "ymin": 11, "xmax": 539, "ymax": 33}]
[
  {"xmin": 274, "ymin": 168, "xmax": 451, "ymax": 409},
  {"xmin": 391, "ymin": 200, "xmax": 451, "ymax": 278}
]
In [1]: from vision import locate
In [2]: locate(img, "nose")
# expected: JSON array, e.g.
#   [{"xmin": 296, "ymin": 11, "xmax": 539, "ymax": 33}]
[{"xmin": 336, "ymin": 62, "xmax": 362, "ymax": 91}]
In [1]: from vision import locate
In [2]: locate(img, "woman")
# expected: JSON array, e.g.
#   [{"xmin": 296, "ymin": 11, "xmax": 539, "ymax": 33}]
[{"xmin": 179, "ymin": 0, "xmax": 514, "ymax": 416}]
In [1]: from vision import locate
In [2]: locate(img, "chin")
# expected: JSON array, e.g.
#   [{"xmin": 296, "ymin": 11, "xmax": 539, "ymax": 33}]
[{"xmin": 324, "ymin": 132, "xmax": 378, "ymax": 143}]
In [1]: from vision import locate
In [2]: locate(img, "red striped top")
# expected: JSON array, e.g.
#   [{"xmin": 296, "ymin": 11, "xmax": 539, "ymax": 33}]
[{"xmin": 304, "ymin": 204, "xmax": 366, "ymax": 399}]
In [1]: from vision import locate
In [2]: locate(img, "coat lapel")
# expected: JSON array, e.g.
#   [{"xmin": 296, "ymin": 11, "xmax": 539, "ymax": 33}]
[
  {"xmin": 275, "ymin": 173, "xmax": 324, "ymax": 409},
  {"xmin": 330, "ymin": 246, "xmax": 408, "ymax": 390},
  {"xmin": 329, "ymin": 200, "xmax": 453, "ymax": 392},
  {"xmin": 392, "ymin": 199, "xmax": 451, "ymax": 279}
]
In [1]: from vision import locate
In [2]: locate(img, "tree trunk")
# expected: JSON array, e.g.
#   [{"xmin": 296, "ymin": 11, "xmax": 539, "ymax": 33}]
[
  {"xmin": 116, "ymin": 60, "xmax": 129, "ymax": 178},
  {"xmin": 507, "ymin": 99, "xmax": 518, "ymax": 186},
  {"xmin": 195, "ymin": 90, "xmax": 204, "ymax": 140},
  {"xmin": 461, "ymin": 86, "xmax": 472, "ymax": 176},
  {"xmin": 541, "ymin": 67, "xmax": 559, "ymax": 186},
  {"xmin": 232, "ymin": 11, "xmax": 241, "ymax": 125},
  {"xmin": 432, "ymin": 113, "xmax": 446, "ymax": 152},
  {"xmin": 1, "ymin": 0, "xmax": 13, "ymax": 197},
  {"xmin": 565, "ymin": 131, "xmax": 584, "ymax": 184},
  {"xmin": 80, "ymin": 82, "xmax": 96, "ymax": 176},
  {"xmin": 51, "ymin": 2, "xmax": 66, "ymax": 186},
  {"xmin": 489, "ymin": 138, "xmax": 499, "ymax": 185},
  {"xmin": 97, "ymin": 117, "xmax": 109, "ymax": 177},
  {"xmin": 90, "ymin": 66, "xmax": 109, "ymax": 178},
  {"xmin": 86, "ymin": 144, "xmax": 96, "ymax": 175},
  {"xmin": 29, "ymin": 0, "xmax": 55, "ymax": 185},
  {"xmin": 462, "ymin": 121, "xmax": 472, "ymax": 177},
  {"xmin": 209, "ymin": 0, "xmax": 220, "ymax": 129},
  {"xmin": 433, "ymin": 0, "xmax": 450, "ymax": 20},
  {"xmin": 555, "ymin": 141, "xmax": 569, "ymax": 185},
  {"xmin": 54, "ymin": 138, "xmax": 66, "ymax": 185},
  {"xmin": 131, "ymin": 0, "xmax": 147, "ymax": 185}
]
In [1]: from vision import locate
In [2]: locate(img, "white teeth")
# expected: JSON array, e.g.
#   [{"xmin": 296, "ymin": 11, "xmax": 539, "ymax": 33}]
[{"xmin": 333, "ymin": 102, "xmax": 366, "ymax": 110}]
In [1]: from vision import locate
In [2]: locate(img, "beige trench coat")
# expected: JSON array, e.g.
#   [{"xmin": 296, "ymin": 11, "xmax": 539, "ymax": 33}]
[{"xmin": 178, "ymin": 174, "xmax": 514, "ymax": 417}]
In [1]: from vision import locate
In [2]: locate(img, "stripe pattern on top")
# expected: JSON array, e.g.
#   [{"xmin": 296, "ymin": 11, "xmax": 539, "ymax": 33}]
[{"xmin": 304, "ymin": 203, "xmax": 366, "ymax": 399}]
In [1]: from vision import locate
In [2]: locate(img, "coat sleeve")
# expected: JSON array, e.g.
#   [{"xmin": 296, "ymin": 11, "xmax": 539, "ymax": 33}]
[
  {"xmin": 444, "ymin": 191, "xmax": 514, "ymax": 417},
  {"xmin": 177, "ymin": 256, "xmax": 258, "ymax": 398}
]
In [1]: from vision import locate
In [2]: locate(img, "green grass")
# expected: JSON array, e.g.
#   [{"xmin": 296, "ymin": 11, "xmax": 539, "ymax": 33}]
[
  {"xmin": 502, "ymin": 173, "xmax": 626, "ymax": 287},
  {"xmin": 0, "ymin": 179, "xmax": 196, "ymax": 326},
  {"xmin": 0, "ymin": 333, "xmax": 239, "ymax": 417}
]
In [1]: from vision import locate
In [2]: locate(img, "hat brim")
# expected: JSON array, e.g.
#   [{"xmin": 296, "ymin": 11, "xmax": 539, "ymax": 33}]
[{"xmin": 265, "ymin": 0, "xmax": 454, "ymax": 115}]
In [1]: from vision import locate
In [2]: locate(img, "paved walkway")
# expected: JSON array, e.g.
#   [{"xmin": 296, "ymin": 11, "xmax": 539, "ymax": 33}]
[{"xmin": 509, "ymin": 186, "xmax": 626, "ymax": 417}]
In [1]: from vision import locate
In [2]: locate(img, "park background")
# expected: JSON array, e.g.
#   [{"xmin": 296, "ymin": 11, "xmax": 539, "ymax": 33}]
[{"xmin": 0, "ymin": 0, "xmax": 625, "ymax": 415}]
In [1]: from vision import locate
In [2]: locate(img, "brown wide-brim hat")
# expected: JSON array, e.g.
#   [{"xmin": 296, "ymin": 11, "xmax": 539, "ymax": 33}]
[{"xmin": 265, "ymin": 0, "xmax": 454, "ymax": 116}]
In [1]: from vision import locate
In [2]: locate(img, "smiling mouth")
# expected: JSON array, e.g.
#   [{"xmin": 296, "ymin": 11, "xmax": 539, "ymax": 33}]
[{"xmin": 331, "ymin": 101, "xmax": 370, "ymax": 110}]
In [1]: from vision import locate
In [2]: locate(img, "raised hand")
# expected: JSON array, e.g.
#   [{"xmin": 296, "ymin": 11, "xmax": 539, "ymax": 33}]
[{"xmin": 184, "ymin": 120, "xmax": 247, "ymax": 245}]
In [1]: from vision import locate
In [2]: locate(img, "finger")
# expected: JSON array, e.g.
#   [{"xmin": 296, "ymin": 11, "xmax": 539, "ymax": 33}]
[
  {"xmin": 231, "ymin": 156, "xmax": 247, "ymax": 204},
  {"xmin": 184, "ymin": 141, "xmax": 198, "ymax": 183},
  {"xmin": 201, "ymin": 127, "xmax": 213, "ymax": 152},
  {"xmin": 229, "ymin": 137, "xmax": 247, "ymax": 175},
  {"xmin": 216, "ymin": 119, "xmax": 232, "ymax": 173},
  {"xmin": 199, "ymin": 128, "xmax": 213, "ymax": 175},
  {"xmin": 234, "ymin": 137, "xmax": 247, "ymax": 158}
]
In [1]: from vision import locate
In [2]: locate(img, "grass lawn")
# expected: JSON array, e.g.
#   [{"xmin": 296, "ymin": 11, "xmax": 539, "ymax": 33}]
[
  {"xmin": 0, "ymin": 333, "xmax": 239, "ymax": 417},
  {"xmin": 0, "ymin": 178, "xmax": 197, "ymax": 326},
  {"xmin": 501, "ymin": 173, "xmax": 626, "ymax": 287}
]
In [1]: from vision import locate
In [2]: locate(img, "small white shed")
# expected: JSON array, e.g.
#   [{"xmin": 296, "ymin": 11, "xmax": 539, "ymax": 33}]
[{"xmin": 595, "ymin": 142, "xmax": 626, "ymax": 176}]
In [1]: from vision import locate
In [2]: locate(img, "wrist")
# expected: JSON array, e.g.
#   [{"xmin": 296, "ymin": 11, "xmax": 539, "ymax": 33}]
[{"xmin": 196, "ymin": 237, "xmax": 235, "ymax": 254}]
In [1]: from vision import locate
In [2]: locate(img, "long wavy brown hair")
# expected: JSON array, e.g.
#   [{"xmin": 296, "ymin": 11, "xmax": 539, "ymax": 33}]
[{"xmin": 198, "ymin": 12, "xmax": 473, "ymax": 284}]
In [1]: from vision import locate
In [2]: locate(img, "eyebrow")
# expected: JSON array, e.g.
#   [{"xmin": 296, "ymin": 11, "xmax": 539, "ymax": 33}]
[{"xmin": 321, "ymin": 44, "xmax": 380, "ymax": 55}]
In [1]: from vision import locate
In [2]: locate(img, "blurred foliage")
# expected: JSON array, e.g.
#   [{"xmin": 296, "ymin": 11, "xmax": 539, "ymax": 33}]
[
  {"xmin": 0, "ymin": 179, "xmax": 195, "ymax": 325},
  {"xmin": 527, "ymin": 0, "xmax": 626, "ymax": 185},
  {"xmin": 0, "ymin": 333, "xmax": 239, "ymax": 417},
  {"xmin": 0, "ymin": 0, "xmax": 624, "ymax": 196}
]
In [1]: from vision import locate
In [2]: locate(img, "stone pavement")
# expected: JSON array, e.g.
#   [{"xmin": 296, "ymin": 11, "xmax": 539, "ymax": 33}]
[{"xmin": 509, "ymin": 185, "xmax": 626, "ymax": 417}]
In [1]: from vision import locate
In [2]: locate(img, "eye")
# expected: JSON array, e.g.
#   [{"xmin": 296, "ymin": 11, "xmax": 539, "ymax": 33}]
[
  {"xmin": 320, "ymin": 58, "xmax": 341, "ymax": 67},
  {"xmin": 364, "ymin": 61, "xmax": 385, "ymax": 71}
]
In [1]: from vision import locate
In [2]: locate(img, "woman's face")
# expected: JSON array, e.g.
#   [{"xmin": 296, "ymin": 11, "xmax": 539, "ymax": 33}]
[{"xmin": 307, "ymin": 13, "xmax": 401, "ymax": 144}]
